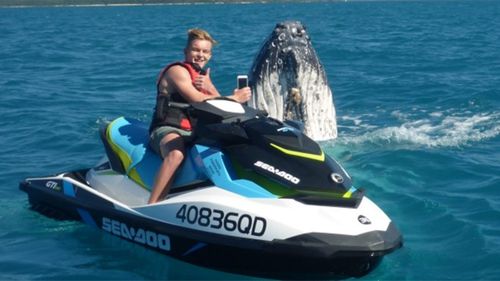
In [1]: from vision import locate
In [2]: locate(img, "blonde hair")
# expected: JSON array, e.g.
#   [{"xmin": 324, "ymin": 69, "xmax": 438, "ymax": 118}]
[{"xmin": 186, "ymin": 28, "xmax": 218, "ymax": 47}]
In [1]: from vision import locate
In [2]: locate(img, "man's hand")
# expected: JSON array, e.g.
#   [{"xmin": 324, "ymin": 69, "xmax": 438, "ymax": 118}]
[
  {"xmin": 194, "ymin": 68, "xmax": 213, "ymax": 92},
  {"xmin": 230, "ymin": 86, "xmax": 252, "ymax": 103}
]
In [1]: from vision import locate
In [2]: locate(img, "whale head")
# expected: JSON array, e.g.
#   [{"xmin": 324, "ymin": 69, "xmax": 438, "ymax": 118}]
[{"xmin": 248, "ymin": 21, "xmax": 337, "ymax": 140}]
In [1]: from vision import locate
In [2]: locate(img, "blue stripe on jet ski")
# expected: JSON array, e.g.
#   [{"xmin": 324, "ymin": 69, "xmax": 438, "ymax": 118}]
[
  {"xmin": 183, "ymin": 242, "xmax": 207, "ymax": 256},
  {"xmin": 203, "ymin": 150, "xmax": 277, "ymax": 198},
  {"xmin": 77, "ymin": 208, "xmax": 97, "ymax": 228},
  {"xmin": 63, "ymin": 181, "xmax": 75, "ymax": 197}
]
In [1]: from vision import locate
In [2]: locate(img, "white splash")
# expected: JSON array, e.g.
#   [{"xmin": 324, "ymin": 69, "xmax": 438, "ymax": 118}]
[{"xmin": 338, "ymin": 111, "xmax": 500, "ymax": 149}]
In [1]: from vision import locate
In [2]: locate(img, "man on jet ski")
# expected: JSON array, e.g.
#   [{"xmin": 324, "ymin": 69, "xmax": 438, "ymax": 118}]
[{"xmin": 148, "ymin": 28, "xmax": 252, "ymax": 204}]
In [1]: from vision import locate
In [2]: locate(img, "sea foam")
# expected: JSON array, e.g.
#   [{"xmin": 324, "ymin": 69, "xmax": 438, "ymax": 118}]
[{"xmin": 337, "ymin": 111, "xmax": 500, "ymax": 149}]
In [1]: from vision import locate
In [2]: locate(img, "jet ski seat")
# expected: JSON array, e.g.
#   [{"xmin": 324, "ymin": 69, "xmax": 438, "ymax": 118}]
[
  {"xmin": 99, "ymin": 117, "xmax": 205, "ymax": 191},
  {"xmin": 99, "ymin": 117, "xmax": 161, "ymax": 190}
]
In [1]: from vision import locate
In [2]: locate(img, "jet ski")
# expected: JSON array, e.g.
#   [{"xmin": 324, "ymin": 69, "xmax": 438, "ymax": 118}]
[{"xmin": 19, "ymin": 98, "xmax": 402, "ymax": 277}]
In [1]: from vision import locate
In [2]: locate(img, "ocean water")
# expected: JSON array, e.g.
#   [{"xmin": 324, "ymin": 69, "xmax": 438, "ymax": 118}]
[{"xmin": 1, "ymin": 1, "xmax": 500, "ymax": 280}]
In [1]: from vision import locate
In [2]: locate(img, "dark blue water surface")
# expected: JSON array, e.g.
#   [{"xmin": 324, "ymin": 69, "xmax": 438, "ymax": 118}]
[{"xmin": 1, "ymin": 1, "xmax": 499, "ymax": 280}]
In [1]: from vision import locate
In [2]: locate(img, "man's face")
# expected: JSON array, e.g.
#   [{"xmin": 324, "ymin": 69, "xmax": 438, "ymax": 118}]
[{"xmin": 185, "ymin": 39, "xmax": 212, "ymax": 68}]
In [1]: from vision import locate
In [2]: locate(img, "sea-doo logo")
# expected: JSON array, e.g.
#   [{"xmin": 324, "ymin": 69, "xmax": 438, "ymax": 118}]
[
  {"xmin": 253, "ymin": 161, "xmax": 300, "ymax": 184},
  {"xmin": 330, "ymin": 173, "xmax": 344, "ymax": 184},
  {"xmin": 358, "ymin": 215, "xmax": 371, "ymax": 225},
  {"xmin": 102, "ymin": 217, "xmax": 170, "ymax": 251}
]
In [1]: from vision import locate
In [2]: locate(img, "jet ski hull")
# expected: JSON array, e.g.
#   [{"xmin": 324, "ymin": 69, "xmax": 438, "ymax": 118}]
[
  {"xmin": 20, "ymin": 100, "xmax": 402, "ymax": 277},
  {"xmin": 20, "ymin": 169, "xmax": 401, "ymax": 277}
]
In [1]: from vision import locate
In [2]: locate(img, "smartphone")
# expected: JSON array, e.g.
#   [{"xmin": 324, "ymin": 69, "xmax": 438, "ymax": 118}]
[{"xmin": 237, "ymin": 75, "xmax": 248, "ymax": 89}]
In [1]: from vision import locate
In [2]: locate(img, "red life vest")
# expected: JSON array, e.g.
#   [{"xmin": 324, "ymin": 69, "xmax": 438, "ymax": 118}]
[
  {"xmin": 156, "ymin": 61, "xmax": 209, "ymax": 96},
  {"xmin": 150, "ymin": 61, "xmax": 208, "ymax": 133}
]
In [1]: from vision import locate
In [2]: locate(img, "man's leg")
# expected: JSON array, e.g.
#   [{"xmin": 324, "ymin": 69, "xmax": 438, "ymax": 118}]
[{"xmin": 148, "ymin": 133, "xmax": 185, "ymax": 204}]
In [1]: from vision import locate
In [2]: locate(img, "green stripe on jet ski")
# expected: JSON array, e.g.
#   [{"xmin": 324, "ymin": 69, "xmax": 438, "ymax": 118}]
[
  {"xmin": 106, "ymin": 117, "xmax": 134, "ymax": 172},
  {"xmin": 342, "ymin": 186, "xmax": 358, "ymax": 198},
  {"xmin": 270, "ymin": 143, "xmax": 325, "ymax": 162}
]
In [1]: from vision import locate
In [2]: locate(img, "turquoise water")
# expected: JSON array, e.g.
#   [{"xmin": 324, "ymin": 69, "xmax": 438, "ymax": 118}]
[{"xmin": 1, "ymin": 1, "xmax": 500, "ymax": 279}]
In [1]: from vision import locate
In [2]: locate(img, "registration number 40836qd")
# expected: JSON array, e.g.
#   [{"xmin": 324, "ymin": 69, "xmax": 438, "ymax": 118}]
[{"xmin": 175, "ymin": 204, "xmax": 267, "ymax": 237}]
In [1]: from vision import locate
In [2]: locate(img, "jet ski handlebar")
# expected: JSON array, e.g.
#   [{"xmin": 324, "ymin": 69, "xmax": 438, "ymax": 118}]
[
  {"xmin": 168, "ymin": 101, "xmax": 191, "ymax": 109},
  {"xmin": 186, "ymin": 97, "xmax": 267, "ymax": 124},
  {"xmin": 170, "ymin": 97, "xmax": 266, "ymax": 116}
]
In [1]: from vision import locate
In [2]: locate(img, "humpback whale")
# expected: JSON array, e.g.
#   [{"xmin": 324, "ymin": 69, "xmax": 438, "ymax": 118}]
[{"xmin": 248, "ymin": 21, "xmax": 338, "ymax": 140}]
